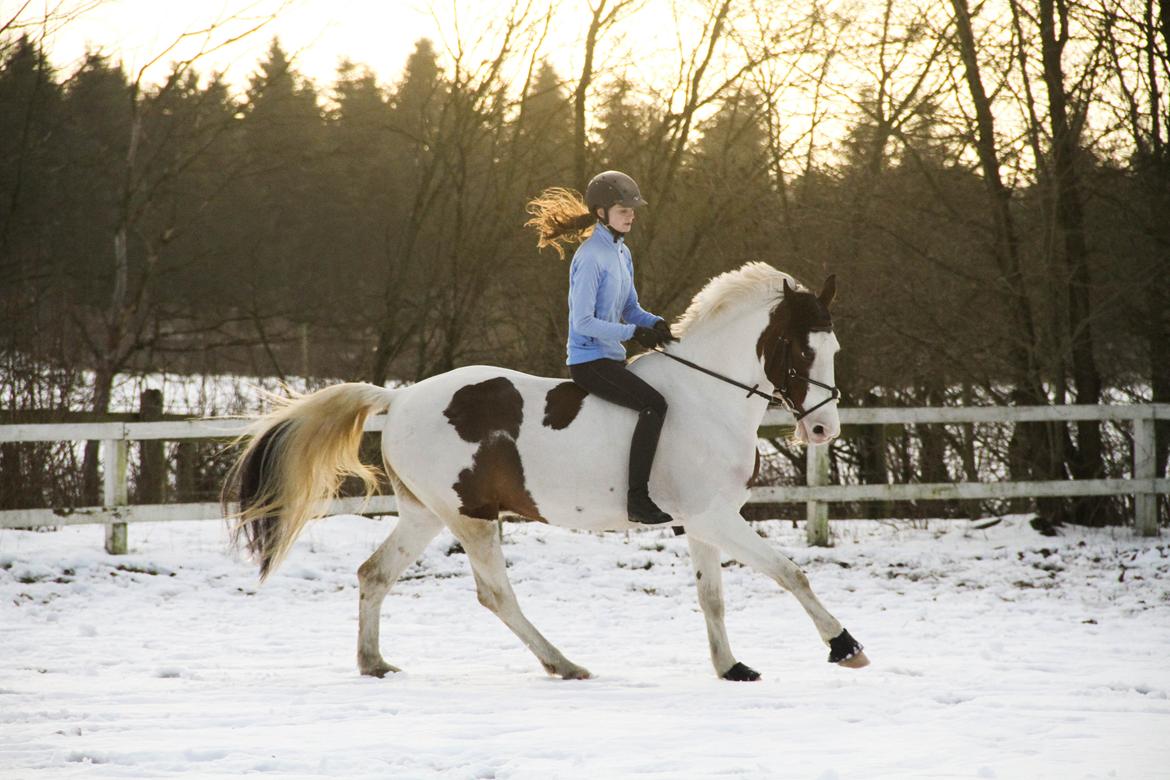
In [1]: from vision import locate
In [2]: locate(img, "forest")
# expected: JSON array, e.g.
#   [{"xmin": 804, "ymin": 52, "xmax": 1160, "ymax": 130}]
[{"xmin": 1, "ymin": 0, "xmax": 1166, "ymax": 527}]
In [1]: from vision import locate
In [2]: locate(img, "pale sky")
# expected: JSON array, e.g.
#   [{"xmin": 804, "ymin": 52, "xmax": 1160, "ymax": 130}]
[
  {"xmin": 10, "ymin": 0, "xmax": 977, "ymax": 173},
  {"xmin": 20, "ymin": 0, "xmax": 715, "ymax": 97}
]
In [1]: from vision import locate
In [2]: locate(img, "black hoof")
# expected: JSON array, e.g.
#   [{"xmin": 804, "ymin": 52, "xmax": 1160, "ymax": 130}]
[
  {"xmin": 722, "ymin": 661, "xmax": 762, "ymax": 681},
  {"xmin": 827, "ymin": 628, "xmax": 864, "ymax": 664}
]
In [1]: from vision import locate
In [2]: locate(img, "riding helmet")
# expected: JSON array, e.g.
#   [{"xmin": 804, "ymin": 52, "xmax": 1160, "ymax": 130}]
[{"xmin": 585, "ymin": 171, "xmax": 648, "ymax": 214}]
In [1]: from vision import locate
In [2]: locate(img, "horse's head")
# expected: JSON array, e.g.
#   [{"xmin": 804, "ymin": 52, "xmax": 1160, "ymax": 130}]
[{"xmin": 757, "ymin": 275, "xmax": 841, "ymax": 445}]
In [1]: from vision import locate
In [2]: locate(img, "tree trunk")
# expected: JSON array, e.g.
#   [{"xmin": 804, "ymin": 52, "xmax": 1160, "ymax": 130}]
[
  {"xmin": 952, "ymin": 0, "xmax": 1065, "ymax": 526},
  {"xmin": 857, "ymin": 391, "xmax": 892, "ymax": 518},
  {"xmin": 1145, "ymin": 0, "xmax": 1170, "ymax": 520},
  {"xmin": 1038, "ymin": 0, "xmax": 1112, "ymax": 525},
  {"xmin": 136, "ymin": 389, "xmax": 165, "ymax": 504},
  {"xmin": 81, "ymin": 363, "xmax": 116, "ymax": 505},
  {"xmin": 917, "ymin": 383, "xmax": 954, "ymax": 516},
  {"xmin": 574, "ymin": 1, "xmax": 623, "ymax": 187}
]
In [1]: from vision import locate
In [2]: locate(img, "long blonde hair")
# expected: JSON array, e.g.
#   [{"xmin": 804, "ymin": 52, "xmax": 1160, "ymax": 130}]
[{"xmin": 524, "ymin": 187, "xmax": 597, "ymax": 259}]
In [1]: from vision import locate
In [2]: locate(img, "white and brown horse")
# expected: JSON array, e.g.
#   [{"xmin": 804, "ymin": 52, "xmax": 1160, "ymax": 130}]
[{"xmin": 224, "ymin": 262, "xmax": 868, "ymax": 681}]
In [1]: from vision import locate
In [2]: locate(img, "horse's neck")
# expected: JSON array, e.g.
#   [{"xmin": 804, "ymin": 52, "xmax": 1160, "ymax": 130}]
[
  {"xmin": 679, "ymin": 307, "xmax": 772, "ymax": 389},
  {"xmin": 648, "ymin": 308, "xmax": 773, "ymax": 430}
]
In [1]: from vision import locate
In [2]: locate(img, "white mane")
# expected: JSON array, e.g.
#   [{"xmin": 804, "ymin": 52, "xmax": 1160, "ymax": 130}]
[{"xmin": 673, "ymin": 262, "xmax": 798, "ymax": 337}]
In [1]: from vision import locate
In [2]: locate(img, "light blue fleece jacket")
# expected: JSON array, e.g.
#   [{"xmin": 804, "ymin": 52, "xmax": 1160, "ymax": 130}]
[{"xmin": 566, "ymin": 223, "xmax": 661, "ymax": 365}]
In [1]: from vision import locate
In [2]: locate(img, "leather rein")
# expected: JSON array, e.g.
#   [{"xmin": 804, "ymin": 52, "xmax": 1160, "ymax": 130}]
[{"xmin": 651, "ymin": 327, "xmax": 840, "ymax": 422}]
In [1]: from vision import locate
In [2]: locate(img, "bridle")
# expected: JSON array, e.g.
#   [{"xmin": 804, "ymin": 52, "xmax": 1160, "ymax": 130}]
[
  {"xmin": 764, "ymin": 326, "xmax": 841, "ymax": 421},
  {"xmin": 651, "ymin": 327, "xmax": 840, "ymax": 422}
]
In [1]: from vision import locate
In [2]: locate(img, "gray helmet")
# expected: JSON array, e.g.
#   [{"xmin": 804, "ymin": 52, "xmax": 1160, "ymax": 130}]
[{"xmin": 585, "ymin": 170, "xmax": 648, "ymax": 213}]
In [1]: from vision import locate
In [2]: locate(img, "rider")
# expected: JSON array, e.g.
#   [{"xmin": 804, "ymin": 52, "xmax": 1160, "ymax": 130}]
[{"xmin": 525, "ymin": 171, "xmax": 677, "ymax": 525}]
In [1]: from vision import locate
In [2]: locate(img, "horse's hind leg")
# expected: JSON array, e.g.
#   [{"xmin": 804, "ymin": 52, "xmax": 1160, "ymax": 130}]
[
  {"xmin": 357, "ymin": 500, "xmax": 443, "ymax": 677},
  {"xmin": 690, "ymin": 509, "xmax": 869, "ymax": 668},
  {"xmin": 445, "ymin": 515, "xmax": 592, "ymax": 680},
  {"xmin": 687, "ymin": 536, "xmax": 760, "ymax": 681}
]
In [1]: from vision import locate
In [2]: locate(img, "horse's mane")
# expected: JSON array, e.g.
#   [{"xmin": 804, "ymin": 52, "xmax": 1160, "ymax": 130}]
[{"xmin": 673, "ymin": 262, "xmax": 798, "ymax": 337}]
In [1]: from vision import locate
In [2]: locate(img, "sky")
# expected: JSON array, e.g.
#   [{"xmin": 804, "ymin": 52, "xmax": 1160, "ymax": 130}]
[
  {"xmin": 11, "ymin": 0, "xmax": 1016, "ymax": 175},
  {"xmin": 14, "ymin": 0, "xmax": 708, "ymax": 95}
]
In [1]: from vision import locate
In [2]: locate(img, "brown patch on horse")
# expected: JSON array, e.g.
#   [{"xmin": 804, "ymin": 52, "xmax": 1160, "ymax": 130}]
[
  {"xmin": 444, "ymin": 377, "xmax": 523, "ymax": 442},
  {"xmin": 444, "ymin": 376, "xmax": 543, "ymax": 521},
  {"xmin": 543, "ymin": 382, "xmax": 587, "ymax": 430},
  {"xmin": 756, "ymin": 278, "xmax": 834, "ymax": 407},
  {"xmin": 452, "ymin": 435, "xmax": 543, "ymax": 520}
]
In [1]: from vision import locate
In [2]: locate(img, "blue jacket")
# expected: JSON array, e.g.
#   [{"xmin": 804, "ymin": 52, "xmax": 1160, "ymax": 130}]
[{"xmin": 566, "ymin": 223, "xmax": 661, "ymax": 365}]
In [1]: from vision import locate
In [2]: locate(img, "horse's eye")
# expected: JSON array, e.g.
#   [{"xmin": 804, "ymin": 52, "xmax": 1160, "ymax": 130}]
[{"xmin": 802, "ymin": 349, "xmax": 815, "ymax": 362}]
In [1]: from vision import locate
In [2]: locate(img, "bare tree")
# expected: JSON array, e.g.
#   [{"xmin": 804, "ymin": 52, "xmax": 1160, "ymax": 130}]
[
  {"xmin": 76, "ymin": 6, "xmax": 286, "ymax": 500},
  {"xmin": 1093, "ymin": 0, "xmax": 1170, "ymax": 500},
  {"xmin": 0, "ymin": 0, "xmax": 103, "ymax": 45},
  {"xmin": 949, "ymin": 0, "xmax": 1066, "ymax": 520},
  {"xmin": 1035, "ymin": 0, "xmax": 1108, "ymax": 521},
  {"xmin": 573, "ymin": 0, "xmax": 642, "ymax": 186}
]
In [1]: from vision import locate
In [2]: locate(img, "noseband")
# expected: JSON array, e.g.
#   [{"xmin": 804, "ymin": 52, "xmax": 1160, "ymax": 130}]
[{"xmin": 651, "ymin": 328, "xmax": 840, "ymax": 422}]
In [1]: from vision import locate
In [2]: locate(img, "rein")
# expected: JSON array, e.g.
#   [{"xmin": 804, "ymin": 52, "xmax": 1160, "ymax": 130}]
[{"xmin": 651, "ymin": 332, "xmax": 840, "ymax": 422}]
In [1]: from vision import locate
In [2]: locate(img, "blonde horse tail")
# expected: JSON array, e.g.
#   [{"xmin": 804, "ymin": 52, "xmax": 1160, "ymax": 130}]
[{"xmin": 222, "ymin": 383, "xmax": 395, "ymax": 581}]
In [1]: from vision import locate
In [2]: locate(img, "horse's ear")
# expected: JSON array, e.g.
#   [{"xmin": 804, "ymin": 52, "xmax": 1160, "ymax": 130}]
[{"xmin": 819, "ymin": 274, "xmax": 837, "ymax": 307}]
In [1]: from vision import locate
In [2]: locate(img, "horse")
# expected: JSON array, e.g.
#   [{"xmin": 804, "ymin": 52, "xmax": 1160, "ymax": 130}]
[{"xmin": 223, "ymin": 262, "xmax": 868, "ymax": 681}]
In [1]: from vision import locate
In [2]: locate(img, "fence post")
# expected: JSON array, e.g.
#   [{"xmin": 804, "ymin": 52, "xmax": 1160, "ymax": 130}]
[
  {"xmin": 806, "ymin": 443, "xmax": 830, "ymax": 546},
  {"xmin": 1134, "ymin": 409, "xmax": 1158, "ymax": 537},
  {"xmin": 103, "ymin": 438, "xmax": 128, "ymax": 554}
]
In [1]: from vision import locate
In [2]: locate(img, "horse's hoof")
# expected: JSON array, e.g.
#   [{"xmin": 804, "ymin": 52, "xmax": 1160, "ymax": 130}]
[
  {"xmin": 543, "ymin": 661, "xmax": 592, "ymax": 680},
  {"xmin": 837, "ymin": 651, "xmax": 870, "ymax": 669},
  {"xmin": 827, "ymin": 628, "xmax": 866, "ymax": 667},
  {"xmin": 722, "ymin": 661, "xmax": 762, "ymax": 681},
  {"xmin": 360, "ymin": 661, "xmax": 401, "ymax": 678}
]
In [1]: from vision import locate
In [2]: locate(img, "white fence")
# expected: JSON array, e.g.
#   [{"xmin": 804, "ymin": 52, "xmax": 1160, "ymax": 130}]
[{"xmin": 1, "ymin": 404, "xmax": 1165, "ymax": 552}]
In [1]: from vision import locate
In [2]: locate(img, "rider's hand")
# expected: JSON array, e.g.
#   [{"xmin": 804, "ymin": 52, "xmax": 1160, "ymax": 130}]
[
  {"xmin": 633, "ymin": 326, "xmax": 665, "ymax": 349},
  {"xmin": 653, "ymin": 319, "xmax": 677, "ymax": 343}
]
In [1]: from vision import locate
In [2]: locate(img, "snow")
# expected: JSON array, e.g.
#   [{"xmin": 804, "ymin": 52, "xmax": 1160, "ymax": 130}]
[{"xmin": 2, "ymin": 514, "xmax": 1168, "ymax": 779}]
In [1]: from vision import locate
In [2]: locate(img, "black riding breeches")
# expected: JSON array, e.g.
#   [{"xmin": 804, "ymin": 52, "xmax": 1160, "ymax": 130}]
[{"xmin": 569, "ymin": 358, "xmax": 668, "ymax": 492}]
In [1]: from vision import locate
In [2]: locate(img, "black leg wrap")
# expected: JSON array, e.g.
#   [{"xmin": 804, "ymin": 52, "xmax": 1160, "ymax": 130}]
[
  {"xmin": 827, "ymin": 629, "xmax": 863, "ymax": 663},
  {"xmin": 722, "ymin": 661, "xmax": 761, "ymax": 681}
]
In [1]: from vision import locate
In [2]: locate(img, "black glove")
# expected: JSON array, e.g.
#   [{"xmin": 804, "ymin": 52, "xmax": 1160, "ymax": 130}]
[
  {"xmin": 653, "ymin": 318, "xmax": 677, "ymax": 343},
  {"xmin": 633, "ymin": 326, "xmax": 665, "ymax": 349}
]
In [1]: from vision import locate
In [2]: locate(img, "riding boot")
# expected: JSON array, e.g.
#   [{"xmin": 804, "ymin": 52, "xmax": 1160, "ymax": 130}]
[{"xmin": 627, "ymin": 407, "xmax": 674, "ymax": 525}]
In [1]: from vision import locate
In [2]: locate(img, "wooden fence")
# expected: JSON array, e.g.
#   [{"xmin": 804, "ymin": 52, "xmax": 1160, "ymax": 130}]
[{"xmin": 1, "ymin": 404, "xmax": 1165, "ymax": 552}]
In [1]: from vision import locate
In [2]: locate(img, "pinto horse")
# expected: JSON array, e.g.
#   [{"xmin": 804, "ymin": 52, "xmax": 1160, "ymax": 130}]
[{"xmin": 224, "ymin": 262, "xmax": 868, "ymax": 680}]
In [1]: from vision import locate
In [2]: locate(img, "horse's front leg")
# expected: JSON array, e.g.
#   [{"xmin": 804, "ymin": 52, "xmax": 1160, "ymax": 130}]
[
  {"xmin": 687, "ymin": 535, "xmax": 761, "ymax": 681},
  {"xmin": 688, "ymin": 509, "xmax": 869, "ymax": 668}
]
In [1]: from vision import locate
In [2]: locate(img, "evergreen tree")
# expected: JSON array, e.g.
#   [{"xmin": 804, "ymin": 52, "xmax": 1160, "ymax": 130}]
[
  {"xmin": 368, "ymin": 38, "xmax": 448, "ymax": 384},
  {"xmin": 238, "ymin": 38, "xmax": 327, "ymax": 373},
  {"xmin": 500, "ymin": 60, "xmax": 576, "ymax": 376}
]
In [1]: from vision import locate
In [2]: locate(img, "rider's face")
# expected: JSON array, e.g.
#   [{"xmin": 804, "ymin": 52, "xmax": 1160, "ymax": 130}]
[{"xmin": 603, "ymin": 204, "xmax": 636, "ymax": 233}]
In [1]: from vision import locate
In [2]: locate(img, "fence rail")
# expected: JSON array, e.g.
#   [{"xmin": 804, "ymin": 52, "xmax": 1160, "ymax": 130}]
[{"xmin": 1, "ymin": 403, "xmax": 1164, "ymax": 551}]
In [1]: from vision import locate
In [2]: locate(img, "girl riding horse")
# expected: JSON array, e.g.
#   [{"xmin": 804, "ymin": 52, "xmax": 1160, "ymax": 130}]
[{"xmin": 525, "ymin": 171, "xmax": 676, "ymax": 525}]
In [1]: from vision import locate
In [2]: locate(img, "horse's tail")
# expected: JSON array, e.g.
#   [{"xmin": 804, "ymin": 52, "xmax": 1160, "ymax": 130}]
[{"xmin": 222, "ymin": 383, "xmax": 395, "ymax": 581}]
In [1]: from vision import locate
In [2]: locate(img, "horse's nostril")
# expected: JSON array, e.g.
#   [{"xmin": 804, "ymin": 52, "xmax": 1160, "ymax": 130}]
[{"xmin": 812, "ymin": 424, "xmax": 825, "ymax": 436}]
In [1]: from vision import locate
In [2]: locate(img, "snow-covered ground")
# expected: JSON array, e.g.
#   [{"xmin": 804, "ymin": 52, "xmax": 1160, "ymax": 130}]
[{"xmin": 1, "ymin": 515, "xmax": 1168, "ymax": 779}]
